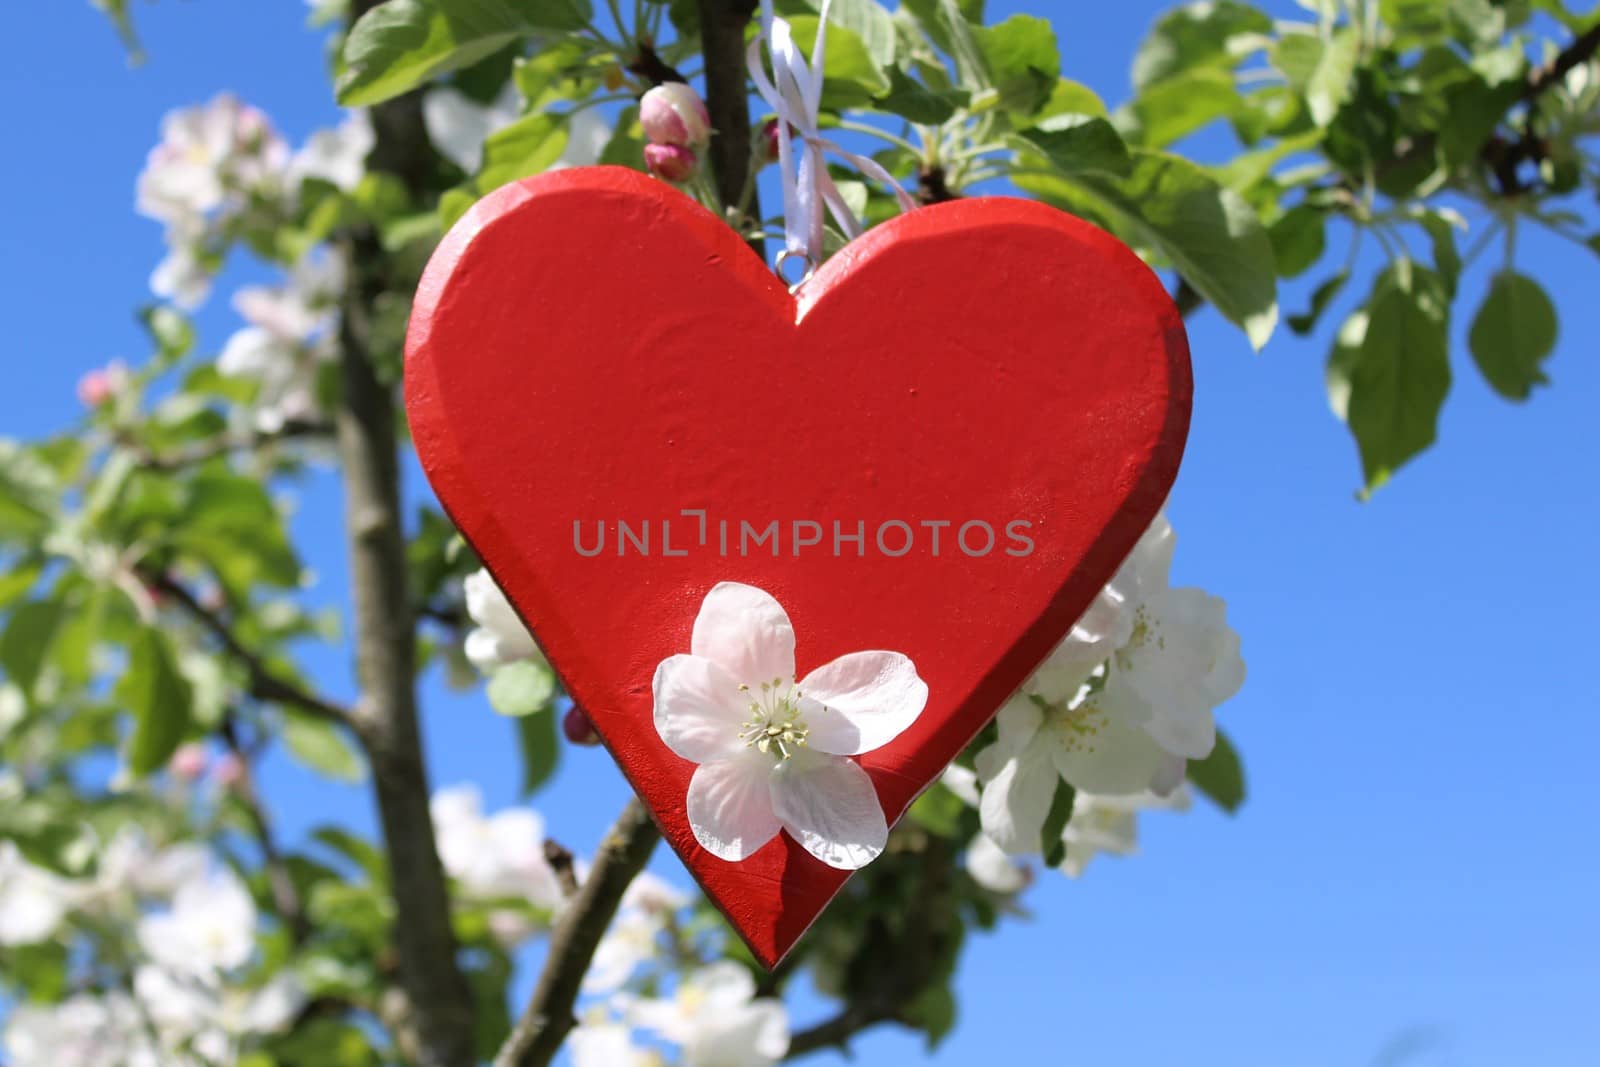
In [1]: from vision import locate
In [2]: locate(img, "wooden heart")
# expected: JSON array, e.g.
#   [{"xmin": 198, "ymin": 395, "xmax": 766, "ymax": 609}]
[{"xmin": 405, "ymin": 166, "xmax": 1190, "ymax": 966}]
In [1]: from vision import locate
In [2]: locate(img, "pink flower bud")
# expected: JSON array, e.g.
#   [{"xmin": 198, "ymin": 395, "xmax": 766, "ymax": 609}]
[
  {"xmin": 77, "ymin": 370, "xmax": 113, "ymax": 408},
  {"xmin": 168, "ymin": 743, "xmax": 209, "ymax": 782},
  {"xmin": 761, "ymin": 118, "xmax": 783, "ymax": 164},
  {"xmin": 644, "ymin": 143, "xmax": 699, "ymax": 183},
  {"xmin": 640, "ymin": 83, "xmax": 711, "ymax": 148},
  {"xmin": 212, "ymin": 753, "xmax": 246, "ymax": 789},
  {"xmin": 562, "ymin": 706, "xmax": 601, "ymax": 747}
]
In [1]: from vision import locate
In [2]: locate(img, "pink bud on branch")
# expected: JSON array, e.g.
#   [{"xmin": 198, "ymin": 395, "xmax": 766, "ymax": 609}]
[
  {"xmin": 644, "ymin": 143, "xmax": 699, "ymax": 183},
  {"xmin": 640, "ymin": 83, "xmax": 711, "ymax": 148}
]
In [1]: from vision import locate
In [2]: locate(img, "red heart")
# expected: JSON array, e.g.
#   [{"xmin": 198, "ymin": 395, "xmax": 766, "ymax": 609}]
[{"xmin": 405, "ymin": 166, "xmax": 1190, "ymax": 966}]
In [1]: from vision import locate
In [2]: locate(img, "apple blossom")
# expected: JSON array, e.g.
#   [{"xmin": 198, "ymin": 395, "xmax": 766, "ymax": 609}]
[
  {"xmin": 2, "ymin": 992, "xmax": 160, "ymax": 1067},
  {"xmin": 653, "ymin": 582, "xmax": 927, "ymax": 870},
  {"xmin": 218, "ymin": 251, "xmax": 341, "ymax": 432},
  {"xmin": 627, "ymin": 962, "xmax": 790, "ymax": 1067},
  {"xmin": 965, "ymin": 831, "xmax": 1030, "ymax": 894},
  {"xmin": 136, "ymin": 865, "xmax": 257, "ymax": 978},
  {"xmin": 135, "ymin": 965, "xmax": 303, "ymax": 1064},
  {"xmin": 287, "ymin": 111, "xmax": 374, "ymax": 192},
  {"xmin": 168, "ymin": 741, "xmax": 209, "ymax": 781},
  {"xmin": 0, "ymin": 842, "xmax": 70, "ymax": 946},
  {"xmin": 463, "ymin": 567, "xmax": 544, "ymax": 672},
  {"xmin": 570, "ymin": 1020, "xmax": 663, "ymax": 1067},
  {"xmin": 974, "ymin": 512, "xmax": 1243, "ymax": 854},
  {"xmin": 645, "ymin": 142, "xmax": 699, "ymax": 183},
  {"xmin": 641, "ymin": 83, "xmax": 712, "ymax": 147},
  {"xmin": 430, "ymin": 784, "xmax": 563, "ymax": 919},
  {"xmin": 136, "ymin": 94, "xmax": 287, "ymax": 225},
  {"xmin": 585, "ymin": 872, "xmax": 692, "ymax": 991},
  {"xmin": 76, "ymin": 361, "xmax": 127, "ymax": 407}
]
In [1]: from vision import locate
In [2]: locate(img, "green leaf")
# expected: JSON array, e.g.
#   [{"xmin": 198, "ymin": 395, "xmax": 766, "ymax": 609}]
[
  {"xmin": 477, "ymin": 112, "xmax": 568, "ymax": 189},
  {"xmin": 1413, "ymin": 208, "xmax": 1463, "ymax": 293},
  {"xmin": 0, "ymin": 441, "xmax": 57, "ymax": 540},
  {"xmin": 116, "ymin": 627, "xmax": 194, "ymax": 776},
  {"xmin": 1267, "ymin": 203, "xmax": 1326, "ymax": 278},
  {"xmin": 1187, "ymin": 730, "xmax": 1245, "ymax": 812},
  {"xmin": 1131, "ymin": 0, "xmax": 1271, "ymax": 90},
  {"xmin": 874, "ymin": 67, "xmax": 970, "ymax": 124},
  {"xmin": 1017, "ymin": 150, "xmax": 1278, "ymax": 349},
  {"xmin": 787, "ymin": 16, "xmax": 891, "ymax": 110},
  {"xmin": 782, "ymin": 0, "xmax": 899, "ymax": 69},
  {"xmin": 1037, "ymin": 78, "xmax": 1108, "ymax": 120},
  {"xmin": 486, "ymin": 660, "xmax": 556, "ymax": 716},
  {"xmin": 972, "ymin": 15, "xmax": 1059, "ymax": 118},
  {"xmin": 1341, "ymin": 263, "xmax": 1452, "ymax": 492},
  {"xmin": 1012, "ymin": 114, "xmax": 1131, "ymax": 176},
  {"xmin": 907, "ymin": 782, "xmax": 970, "ymax": 837},
  {"xmin": 0, "ymin": 598, "xmax": 63, "ymax": 698},
  {"xmin": 1304, "ymin": 28, "xmax": 1360, "ymax": 127},
  {"xmin": 515, "ymin": 704, "xmax": 561, "ymax": 794},
  {"xmin": 1040, "ymin": 778, "xmax": 1076, "ymax": 866},
  {"xmin": 1469, "ymin": 270, "xmax": 1557, "ymax": 401},
  {"xmin": 337, "ymin": 0, "xmax": 591, "ymax": 107},
  {"xmin": 1124, "ymin": 68, "xmax": 1242, "ymax": 148},
  {"xmin": 284, "ymin": 716, "xmax": 367, "ymax": 783}
]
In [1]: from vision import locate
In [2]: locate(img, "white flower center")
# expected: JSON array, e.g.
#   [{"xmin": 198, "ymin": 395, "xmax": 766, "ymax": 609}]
[{"xmin": 738, "ymin": 677, "xmax": 809, "ymax": 761}]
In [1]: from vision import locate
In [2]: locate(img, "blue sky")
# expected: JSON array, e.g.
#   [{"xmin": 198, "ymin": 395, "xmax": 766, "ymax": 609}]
[{"xmin": 3, "ymin": 2, "xmax": 1598, "ymax": 1065}]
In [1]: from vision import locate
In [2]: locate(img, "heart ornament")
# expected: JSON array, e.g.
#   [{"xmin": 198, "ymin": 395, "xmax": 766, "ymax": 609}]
[{"xmin": 405, "ymin": 166, "xmax": 1191, "ymax": 966}]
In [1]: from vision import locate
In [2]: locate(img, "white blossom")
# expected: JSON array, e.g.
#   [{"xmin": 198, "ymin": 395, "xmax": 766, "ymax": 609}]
[
  {"xmin": 964, "ymin": 831, "xmax": 1030, "ymax": 894},
  {"xmin": 218, "ymin": 252, "xmax": 342, "ymax": 432},
  {"xmin": 2, "ymin": 992, "xmax": 161, "ymax": 1067},
  {"xmin": 0, "ymin": 842, "xmax": 71, "ymax": 946},
  {"xmin": 569, "ymin": 1020, "xmax": 663, "ymax": 1067},
  {"xmin": 288, "ymin": 112, "xmax": 375, "ymax": 192},
  {"xmin": 974, "ymin": 513, "xmax": 1243, "ymax": 855},
  {"xmin": 135, "ymin": 965, "xmax": 304, "ymax": 1064},
  {"xmin": 430, "ymin": 784, "xmax": 564, "ymax": 932},
  {"xmin": 628, "ymin": 962, "xmax": 790, "ymax": 1067},
  {"xmin": 463, "ymin": 567, "xmax": 544, "ymax": 672},
  {"xmin": 137, "ymin": 94, "xmax": 287, "ymax": 225},
  {"xmin": 136, "ymin": 865, "xmax": 257, "ymax": 978},
  {"xmin": 585, "ymin": 872, "xmax": 693, "ymax": 992},
  {"xmin": 653, "ymin": 583, "xmax": 927, "ymax": 870}
]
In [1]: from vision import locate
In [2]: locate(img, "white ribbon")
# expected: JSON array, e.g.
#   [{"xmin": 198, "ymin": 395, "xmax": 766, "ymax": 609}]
[{"xmin": 747, "ymin": 0, "xmax": 917, "ymax": 274}]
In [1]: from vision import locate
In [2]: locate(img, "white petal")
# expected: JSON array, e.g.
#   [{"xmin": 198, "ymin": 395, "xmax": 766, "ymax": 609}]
[
  {"xmin": 1045, "ymin": 688, "xmax": 1173, "ymax": 796},
  {"xmin": 976, "ymin": 737, "xmax": 1058, "ymax": 854},
  {"xmin": 690, "ymin": 583, "xmax": 796, "ymax": 685},
  {"xmin": 686, "ymin": 755, "xmax": 782, "ymax": 862},
  {"xmin": 796, "ymin": 651, "xmax": 927, "ymax": 755},
  {"xmin": 654, "ymin": 654, "xmax": 750, "ymax": 763},
  {"xmin": 965, "ymin": 832, "xmax": 1029, "ymax": 893},
  {"xmin": 972, "ymin": 695, "xmax": 1042, "ymax": 785},
  {"xmin": 690, "ymin": 961, "xmax": 756, "ymax": 1011},
  {"xmin": 769, "ymin": 752, "xmax": 886, "ymax": 870},
  {"xmin": 685, "ymin": 1000, "xmax": 790, "ymax": 1067}
]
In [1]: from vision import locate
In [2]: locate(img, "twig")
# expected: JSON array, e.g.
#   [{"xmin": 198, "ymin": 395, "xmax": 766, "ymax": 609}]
[
  {"xmin": 786, "ymin": 1003, "xmax": 905, "ymax": 1060},
  {"xmin": 543, "ymin": 839, "xmax": 581, "ymax": 898},
  {"xmin": 625, "ymin": 42, "xmax": 688, "ymax": 86},
  {"xmin": 220, "ymin": 715, "xmax": 311, "ymax": 944},
  {"xmin": 127, "ymin": 419, "xmax": 333, "ymax": 472},
  {"xmin": 494, "ymin": 799, "xmax": 661, "ymax": 1067},
  {"xmin": 141, "ymin": 569, "xmax": 354, "ymax": 727}
]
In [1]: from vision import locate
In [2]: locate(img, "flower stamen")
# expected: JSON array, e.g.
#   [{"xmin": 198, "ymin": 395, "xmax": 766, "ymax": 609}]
[{"xmin": 739, "ymin": 676, "xmax": 810, "ymax": 760}]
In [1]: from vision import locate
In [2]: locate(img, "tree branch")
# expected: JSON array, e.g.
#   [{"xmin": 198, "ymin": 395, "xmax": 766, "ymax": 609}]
[
  {"xmin": 141, "ymin": 569, "xmax": 353, "ymax": 727},
  {"xmin": 220, "ymin": 714, "xmax": 311, "ymax": 944},
  {"xmin": 125, "ymin": 419, "xmax": 333, "ymax": 472},
  {"xmin": 696, "ymin": 0, "xmax": 761, "ymax": 242},
  {"xmin": 494, "ymin": 799, "xmax": 661, "ymax": 1067},
  {"xmin": 335, "ymin": 4, "xmax": 478, "ymax": 1065},
  {"xmin": 786, "ymin": 1003, "xmax": 906, "ymax": 1061}
]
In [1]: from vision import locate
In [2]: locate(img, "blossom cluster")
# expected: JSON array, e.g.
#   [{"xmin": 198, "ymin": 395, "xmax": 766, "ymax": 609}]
[
  {"xmin": 950, "ymin": 511, "xmax": 1244, "ymax": 887},
  {"xmin": 1, "ymin": 827, "xmax": 300, "ymax": 1067}
]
